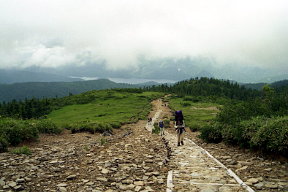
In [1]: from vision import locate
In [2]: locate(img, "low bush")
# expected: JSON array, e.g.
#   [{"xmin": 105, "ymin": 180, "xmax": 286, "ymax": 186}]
[
  {"xmin": 32, "ymin": 120, "xmax": 62, "ymax": 134},
  {"xmin": 152, "ymin": 122, "xmax": 160, "ymax": 134},
  {"xmin": 199, "ymin": 122, "xmax": 223, "ymax": 143},
  {"xmin": 11, "ymin": 146, "xmax": 31, "ymax": 155},
  {"xmin": 0, "ymin": 118, "xmax": 62, "ymax": 152},
  {"xmin": 201, "ymin": 116, "xmax": 288, "ymax": 156},
  {"xmin": 181, "ymin": 102, "xmax": 191, "ymax": 107},
  {"xmin": 250, "ymin": 116, "xmax": 288, "ymax": 155},
  {"xmin": 0, "ymin": 119, "xmax": 39, "ymax": 146},
  {"xmin": 0, "ymin": 136, "xmax": 8, "ymax": 152},
  {"xmin": 188, "ymin": 123, "xmax": 202, "ymax": 132}
]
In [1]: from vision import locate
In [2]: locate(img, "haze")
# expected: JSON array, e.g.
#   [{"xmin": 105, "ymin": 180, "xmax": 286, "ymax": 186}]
[{"xmin": 0, "ymin": 0, "xmax": 288, "ymax": 81}]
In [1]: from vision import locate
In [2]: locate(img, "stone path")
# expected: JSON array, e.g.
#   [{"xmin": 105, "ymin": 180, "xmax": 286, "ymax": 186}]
[
  {"xmin": 164, "ymin": 133, "xmax": 251, "ymax": 192},
  {"xmin": 148, "ymin": 98, "xmax": 254, "ymax": 192}
]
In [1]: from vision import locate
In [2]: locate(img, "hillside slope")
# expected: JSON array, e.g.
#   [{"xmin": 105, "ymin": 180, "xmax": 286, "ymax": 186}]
[{"xmin": 0, "ymin": 79, "xmax": 136, "ymax": 102}]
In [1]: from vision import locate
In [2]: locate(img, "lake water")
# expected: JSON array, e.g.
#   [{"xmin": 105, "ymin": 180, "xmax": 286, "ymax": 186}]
[{"xmin": 70, "ymin": 76, "xmax": 176, "ymax": 84}]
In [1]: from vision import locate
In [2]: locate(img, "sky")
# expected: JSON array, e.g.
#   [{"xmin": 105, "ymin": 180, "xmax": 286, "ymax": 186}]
[{"xmin": 0, "ymin": 0, "xmax": 288, "ymax": 72}]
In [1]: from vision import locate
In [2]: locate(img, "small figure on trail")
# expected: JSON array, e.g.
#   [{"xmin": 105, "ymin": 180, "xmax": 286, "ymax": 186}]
[
  {"xmin": 159, "ymin": 120, "xmax": 165, "ymax": 136},
  {"xmin": 147, "ymin": 117, "xmax": 152, "ymax": 125},
  {"xmin": 174, "ymin": 110, "xmax": 186, "ymax": 146}
]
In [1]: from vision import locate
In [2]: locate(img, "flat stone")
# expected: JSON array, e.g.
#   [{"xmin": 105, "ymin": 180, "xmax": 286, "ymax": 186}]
[
  {"xmin": 59, "ymin": 187, "xmax": 67, "ymax": 192},
  {"xmin": 122, "ymin": 179, "xmax": 133, "ymax": 184},
  {"xmin": 222, "ymin": 156, "xmax": 231, "ymax": 159},
  {"xmin": 101, "ymin": 168, "xmax": 109, "ymax": 174},
  {"xmin": 200, "ymin": 187, "xmax": 218, "ymax": 192},
  {"xmin": 66, "ymin": 175, "xmax": 77, "ymax": 180},
  {"xmin": 254, "ymin": 182, "xmax": 264, "ymax": 189},
  {"xmin": 16, "ymin": 178, "xmax": 25, "ymax": 183},
  {"xmin": 49, "ymin": 160, "xmax": 58, "ymax": 164},
  {"xmin": 57, "ymin": 183, "xmax": 68, "ymax": 187},
  {"xmin": 13, "ymin": 185, "xmax": 24, "ymax": 190},
  {"xmin": 86, "ymin": 182, "xmax": 94, "ymax": 186},
  {"xmin": 119, "ymin": 184, "xmax": 128, "ymax": 190},
  {"xmin": 0, "ymin": 179, "xmax": 5, "ymax": 186},
  {"xmin": 246, "ymin": 178, "xmax": 259, "ymax": 184},
  {"xmin": 8, "ymin": 181, "xmax": 17, "ymax": 188},
  {"xmin": 127, "ymin": 184, "xmax": 135, "ymax": 190},
  {"xmin": 96, "ymin": 177, "xmax": 107, "ymax": 182},
  {"xmin": 134, "ymin": 181, "xmax": 144, "ymax": 186},
  {"xmin": 265, "ymin": 183, "xmax": 278, "ymax": 189},
  {"xmin": 135, "ymin": 186, "xmax": 142, "ymax": 191}
]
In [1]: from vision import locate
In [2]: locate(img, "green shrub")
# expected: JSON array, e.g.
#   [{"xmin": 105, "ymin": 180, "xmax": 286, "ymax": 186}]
[
  {"xmin": 0, "ymin": 136, "xmax": 8, "ymax": 153},
  {"xmin": 221, "ymin": 124, "xmax": 244, "ymax": 145},
  {"xmin": 0, "ymin": 119, "xmax": 39, "ymax": 146},
  {"xmin": 240, "ymin": 117, "xmax": 267, "ymax": 148},
  {"xmin": 110, "ymin": 121, "xmax": 121, "ymax": 129},
  {"xmin": 188, "ymin": 123, "xmax": 202, "ymax": 132},
  {"xmin": 11, "ymin": 146, "xmax": 31, "ymax": 155},
  {"xmin": 199, "ymin": 123, "xmax": 222, "ymax": 143},
  {"xmin": 152, "ymin": 122, "xmax": 160, "ymax": 134},
  {"xmin": 32, "ymin": 120, "xmax": 62, "ymax": 134},
  {"xmin": 181, "ymin": 102, "xmax": 191, "ymax": 107},
  {"xmin": 163, "ymin": 119, "xmax": 170, "ymax": 128},
  {"xmin": 183, "ymin": 96, "xmax": 200, "ymax": 102},
  {"xmin": 251, "ymin": 116, "xmax": 288, "ymax": 155}
]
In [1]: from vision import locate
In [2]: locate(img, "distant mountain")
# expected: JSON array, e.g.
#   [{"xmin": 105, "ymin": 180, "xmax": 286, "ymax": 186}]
[
  {"xmin": 243, "ymin": 79, "xmax": 288, "ymax": 90},
  {"xmin": 22, "ymin": 57, "xmax": 285, "ymax": 83},
  {"xmin": 195, "ymin": 70, "xmax": 214, "ymax": 78},
  {"xmin": 0, "ymin": 69, "xmax": 81, "ymax": 84},
  {"xmin": 271, "ymin": 79, "xmax": 288, "ymax": 88},
  {"xmin": 257, "ymin": 74, "xmax": 288, "ymax": 83},
  {"xmin": 0, "ymin": 79, "xmax": 137, "ymax": 102},
  {"xmin": 243, "ymin": 83, "xmax": 266, "ymax": 90}
]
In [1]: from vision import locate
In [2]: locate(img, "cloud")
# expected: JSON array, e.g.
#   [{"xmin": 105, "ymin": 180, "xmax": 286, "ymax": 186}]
[{"xmin": 0, "ymin": 0, "xmax": 287, "ymax": 71}]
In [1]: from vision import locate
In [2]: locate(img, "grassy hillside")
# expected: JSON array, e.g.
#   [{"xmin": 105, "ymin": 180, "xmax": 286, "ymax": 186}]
[
  {"xmin": 0, "ymin": 79, "xmax": 137, "ymax": 102},
  {"xmin": 168, "ymin": 95, "xmax": 221, "ymax": 131},
  {"xmin": 0, "ymin": 89, "xmax": 164, "ymax": 152},
  {"xmin": 48, "ymin": 90, "xmax": 163, "ymax": 126}
]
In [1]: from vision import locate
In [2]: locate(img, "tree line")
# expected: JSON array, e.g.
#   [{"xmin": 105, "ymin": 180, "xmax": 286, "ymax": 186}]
[{"xmin": 144, "ymin": 77, "xmax": 260, "ymax": 100}]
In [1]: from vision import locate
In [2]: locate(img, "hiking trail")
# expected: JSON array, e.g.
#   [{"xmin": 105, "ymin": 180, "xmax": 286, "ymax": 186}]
[
  {"xmin": 0, "ymin": 98, "xmax": 287, "ymax": 192},
  {"xmin": 147, "ymin": 99, "xmax": 253, "ymax": 192}
]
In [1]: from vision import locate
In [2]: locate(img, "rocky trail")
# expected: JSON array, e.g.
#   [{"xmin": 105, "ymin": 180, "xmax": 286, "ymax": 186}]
[{"xmin": 1, "ymin": 98, "xmax": 287, "ymax": 192}]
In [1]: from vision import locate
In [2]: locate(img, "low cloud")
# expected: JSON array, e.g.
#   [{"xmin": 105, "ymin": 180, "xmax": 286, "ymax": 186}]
[{"xmin": 0, "ymin": 0, "xmax": 287, "ymax": 72}]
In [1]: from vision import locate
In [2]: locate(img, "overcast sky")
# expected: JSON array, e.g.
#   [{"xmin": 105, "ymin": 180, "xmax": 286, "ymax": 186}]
[{"xmin": 0, "ymin": 0, "xmax": 288, "ymax": 72}]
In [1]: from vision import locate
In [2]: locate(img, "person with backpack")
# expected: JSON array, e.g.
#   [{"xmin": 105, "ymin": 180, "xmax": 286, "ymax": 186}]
[
  {"xmin": 174, "ymin": 110, "xmax": 186, "ymax": 146},
  {"xmin": 159, "ymin": 120, "xmax": 165, "ymax": 136}
]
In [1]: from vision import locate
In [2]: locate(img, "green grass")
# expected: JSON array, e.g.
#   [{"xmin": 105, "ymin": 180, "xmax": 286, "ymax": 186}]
[
  {"xmin": 11, "ymin": 146, "xmax": 32, "ymax": 155},
  {"xmin": 168, "ymin": 96, "xmax": 221, "ymax": 130},
  {"xmin": 48, "ymin": 90, "xmax": 164, "ymax": 132}
]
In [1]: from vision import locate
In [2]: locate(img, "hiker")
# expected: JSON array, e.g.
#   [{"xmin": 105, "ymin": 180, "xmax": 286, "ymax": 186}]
[
  {"xmin": 147, "ymin": 117, "xmax": 152, "ymax": 125},
  {"xmin": 174, "ymin": 110, "xmax": 186, "ymax": 146},
  {"xmin": 159, "ymin": 120, "xmax": 165, "ymax": 136}
]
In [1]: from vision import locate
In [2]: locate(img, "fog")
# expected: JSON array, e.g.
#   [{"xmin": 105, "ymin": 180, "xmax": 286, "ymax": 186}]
[{"xmin": 0, "ymin": 0, "xmax": 288, "ymax": 73}]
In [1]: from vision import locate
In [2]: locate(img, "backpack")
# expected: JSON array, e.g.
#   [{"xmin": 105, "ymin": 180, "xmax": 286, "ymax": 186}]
[
  {"xmin": 159, "ymin": 121, "xmax": 164, "ymax": 128},
  {"xmin": 175, "ymin": 110, "xmax": 184, "ymax": 122}
]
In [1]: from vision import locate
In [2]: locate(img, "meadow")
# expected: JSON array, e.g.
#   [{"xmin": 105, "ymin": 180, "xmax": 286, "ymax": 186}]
[
  {"xmin": 0, "ymin": 89, "xmax": 164, "ymax": 152},
  {"xmin": 168, "ymin": 95, "xmax": 221, "ymax": 131}
]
